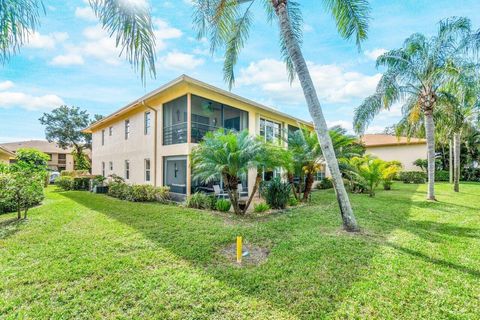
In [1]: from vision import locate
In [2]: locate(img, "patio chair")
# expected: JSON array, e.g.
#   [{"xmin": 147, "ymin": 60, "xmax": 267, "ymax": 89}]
[
  {"xmin": 237, "ymin": 184, "xmax": 248, "ymax": 197},
  {"xmin": 213, "ymin": 185, "xmax": 228, "ymax": 199}
]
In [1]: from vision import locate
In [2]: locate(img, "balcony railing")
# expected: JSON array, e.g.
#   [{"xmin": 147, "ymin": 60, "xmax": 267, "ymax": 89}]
[
  {"xmin": 163, "ymin": 122, "xmax": 188, "ymax": 145},
  {"xmin": 191, "ymin": 122, "xmax": 221, "ymax": 143}
]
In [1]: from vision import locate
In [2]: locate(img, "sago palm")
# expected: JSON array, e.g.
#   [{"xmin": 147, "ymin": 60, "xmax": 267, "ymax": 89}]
[
  {"xmin": 353, "ymin": 17, "xmax": 475, "ymax": 201},
  {"xmin": 193, "ymin": 0, "xmax": 370, "ymax": 231},
  {"xmin": 0, "ymin": 0, "xmax": 156, "ymax": 84}
]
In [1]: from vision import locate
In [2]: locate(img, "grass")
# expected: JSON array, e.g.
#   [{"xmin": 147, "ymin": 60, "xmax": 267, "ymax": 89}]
[{"xmin": 1, "ymin": 183, "xmax": 480, "ymax": 319}]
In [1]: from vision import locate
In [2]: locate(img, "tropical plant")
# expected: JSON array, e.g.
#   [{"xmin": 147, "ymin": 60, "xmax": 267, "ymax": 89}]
[
  {"xmin": 261, "ymin": 178, "xmax": 291, "ymax": 209},
  {"xmin": 1, "ymin": 0, "xmax": 156, "ymax": 84},
  {"xmin": 413, "ymin": 158, "xmax": 428, "ymax": 171},
  {"xmin": 191, "ymin": 130, "xmax": 262, "ymax": 215},
  {"xmin": 253, "ymin": 202, "xmax": 270, "ymax": 213},
  {"xmin": 215, "ymin": 199, "xmax": 231, "ymax": 212},
  {"xmin": 354, "ymin": 17, "xmax": 477, "ymax": 201},
  {"xmin": 185, "ymin": 192, "xmax": 211, "ymax": 210},
  {"xmin": 193, "ymin": 0, "xmax": 370, "ymax": 231}
]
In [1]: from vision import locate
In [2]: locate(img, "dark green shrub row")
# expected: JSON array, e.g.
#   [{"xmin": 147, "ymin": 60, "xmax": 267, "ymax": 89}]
[
  {"xmin": 261, "ymin": 178, "xmax": 291, "ymax": 209},
  {"xmin": 216, "ymin": 199, "xmax": 231, "ymax": 212},
  {"xmin": 435, "ymin": 170, "xmax": 449, "ymax": 182},
  {"xmin": 399, "ymin": 171, "xmax": 426, "ymax": 184},
  {"xmin": 316, "ymin": 178, "xmax": 333, "ymax": 190},
  {"xmin": 462, "ymin": 168, "xmax": 480, "ymax": 182},
  {"xmin": 55, "ymin": 176, "xmax": 90, "ymax": 190},
  {"xmin": 107, "ymin": 181, "xmax": 170, "ymax": 203}
]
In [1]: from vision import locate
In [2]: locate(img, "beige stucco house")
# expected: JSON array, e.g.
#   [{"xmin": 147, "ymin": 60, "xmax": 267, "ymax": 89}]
[
  {"xmin": 0, "ymin": 140, "xmax": 76, "ymax": 171},
  {"xmin": 361, "ymin": 134, "xmax": 427, "ymax": 171},
  {"xmin": 0, "ymin": 146, "xmax": 15, "ymax": 164},
  {"xmin": 84, "ymin": 75, "xmax": 313, "ymax": 198}
]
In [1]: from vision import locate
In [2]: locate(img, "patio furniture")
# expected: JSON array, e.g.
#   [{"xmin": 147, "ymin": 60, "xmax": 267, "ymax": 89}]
[
  {"xmin": 213, "ymin": 185, "xmax": 228, "ymax": 199},
  {"xmin": 237, "ymin": 183, "xmax": 248, "ymax": 197}
]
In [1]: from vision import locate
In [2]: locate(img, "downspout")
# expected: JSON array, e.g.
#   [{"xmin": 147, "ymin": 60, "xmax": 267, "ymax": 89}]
[{"xmin": 142, "ymin": 100, "xmax": 158, "ymax": 187}]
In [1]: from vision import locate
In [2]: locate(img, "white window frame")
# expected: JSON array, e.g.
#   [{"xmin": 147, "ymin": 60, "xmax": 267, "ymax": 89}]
[
  {"xmin": 144, "ymin": 111, "xmax": 151, "ymax": 135},
  {"xmin": 109, "ymin": 126, "xmax": 113, "ymax": 136},
  {"xmin": 260, "ymin": 117, "xmax": 282, "ymax": 144},
  {"xmin": 125, "ymin": 120, "xmax": 130, "ymax": 140},
  {"xmin": 101, "ymin": 129, "xmax": 105, "ymax": 146},
  {"xmin": 125, "ymin": 160, "xmax": 130, "ymax": 180},
  {"xmin": 109, "ymin": 161, "xmax": 113, "ymax": 171},
  {"xmin": 145, "ymin": 158, "xmax": 151, "ymax": 182}
]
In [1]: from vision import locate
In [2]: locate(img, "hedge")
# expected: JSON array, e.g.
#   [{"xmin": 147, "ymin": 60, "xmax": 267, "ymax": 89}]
[{"xmin": 399, "ymin": 171, "xmax": 427, "ymax": 184}]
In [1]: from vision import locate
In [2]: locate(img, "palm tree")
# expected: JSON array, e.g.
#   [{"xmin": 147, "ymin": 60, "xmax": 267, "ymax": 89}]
[
  {"xmin": 353, "ymin": 17, "xmax": 475, "ymax": 201},
  {"xmin": 191, "ymin": 130, "xmax": 262, "ymax": 215},
  {"xmin": 0, "ymin": 0, "xmax": 156, "ymax": 84},
  {"xmin": 193, "ymin": 0, "xmax": 370, "ymax": 232},
  {"xmin": 437, "ymin": 71, "xmax": 480, "ymax": 192}
]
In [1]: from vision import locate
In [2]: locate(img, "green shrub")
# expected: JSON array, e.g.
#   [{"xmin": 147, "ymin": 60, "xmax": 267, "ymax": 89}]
[
  {"xmin": 55, "ymin": 176, "xmax": 74, "ymax": 190},
  {"xmin": 207, "ymin": 195, "xmax": 217, "ymax": 210},
  {"xmin": 316, "ymin": 178, "xmax": 333, "ymax": 189},
  {"xmin": 399, "ymin": 171, "xmax": 426, "ymax": 184},
  {"xmin": 61, "ymin": 170, "xmax": 89, "ymax": 177},
  {"xmin": 261, "ymin": 178, "xmax": 291, "ymax": 209},
  {"xmin": 383, "ymin": 180, "xmax": 393, "ymax": 190},
  {"xmin": 435, "ymin": 170, "xmax": 449, "ymax": 182},
  {"xmin": 72, "ymin": 177, "xmax": 90, "ymax": 190},
  {"xmin": 107, "ymin": 181, "xmax": 170, "ymax": 203},
  {"xmin": 185, "ymin": 192, "xmax": 211, "ymax": 209},
  {"xmin": 253, "ymin": 202, "xmax": 270, "ymax": 213},
  {"xmin": 216, "ymin": 199, "xmax": 231, "ymax": 212},
  {"xmin": 288, "ymin": 197, "xmax": 299, "ymax": 206},
  {"xmin": 462, "ymin": 168, "xmax": 480, "ymax": 182}
]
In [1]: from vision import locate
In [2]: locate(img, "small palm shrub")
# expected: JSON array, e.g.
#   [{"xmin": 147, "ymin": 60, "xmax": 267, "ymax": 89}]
[
  {"xmin": 288, "ymin": 197, "xmax": 299, "ymax": 206},
  {"xmin": 399, "ymin": 171, "xmax": 426, "ymax": 184},
  {"xmin": 108, "ymin": 182, "xmax": 170, "ymax": 203},
  {"xmin": 185, "ymin": 192, "xmax": 211, "ymax": 209},
  {"xmin": 261, "ymin": 178, "xmax": 291, "ymax": 209},
  {"xmin": 254, "ymin": 202, "xmax": 270, "ymax": 213},
  {"xmin": 108, "ymin": 181, "xmax": 130, "ymax": 199},
  {"xmin": 216, "ymin": 199, "xmax": 231, "ymax": 212}
]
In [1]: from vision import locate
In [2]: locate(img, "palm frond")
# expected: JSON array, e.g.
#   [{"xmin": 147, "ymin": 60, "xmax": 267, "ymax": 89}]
[
  {"xmin": 89, "ymin": 0, "xmax": 156, "ymax": 85},
  {"xmin": 321, "ymin": 0, "xmax": 370, "ymax": 48},
  {"xmin": 0, "ymin": 0, "xmax": 44, "ymax": 64}
]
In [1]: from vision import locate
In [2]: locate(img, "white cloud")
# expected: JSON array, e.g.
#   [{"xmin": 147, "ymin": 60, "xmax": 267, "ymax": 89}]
[
  {"xmin": 75, "ymin": 6, "xmax": 96, "ymax": 21},
  {"xmin": 237, "ymin": 59, "xmax": 381, "ymax": 105},
  {"xmin": 25, "ymin": 31, "xmax": 69, "ymax": 49},
  {"xmin": 81, "ymin": 25, "xmax": 122, "ymax": 65},
  {"xmin": 153, "ymin": 18, "xmax": 183, "ymax": 51},
  {"xmin": 50, "ymin": 53, "xmax": 85, "ymax": 66},
  {"xmin": 364, "ymin": 48, "xmax": 387, "ymax": 60},
  {"xmin": 160, "ymin": 51, "xmax": 204, "ymax": 70},
  {"xmin": 0, "ymin": 91, "xmax": 64, "ymax": 111},
  {"xmin": 0, "ymin": 81, "xmax": 14, "ymax": 90}
]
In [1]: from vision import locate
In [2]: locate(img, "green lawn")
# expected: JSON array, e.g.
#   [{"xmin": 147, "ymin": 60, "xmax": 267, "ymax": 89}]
[{"xmin": 1, "ymin": 183, "xmax": 480, "ymax": 319}]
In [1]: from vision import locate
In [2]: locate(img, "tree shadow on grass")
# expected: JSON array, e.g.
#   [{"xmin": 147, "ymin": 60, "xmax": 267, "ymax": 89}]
[
  {"xmin": 61, "ymin": 186, "xmax": 424, "ymax": 319},
  {"xmin": 0, "ymin": 217, "xmax": 25, "ymax": 240}
]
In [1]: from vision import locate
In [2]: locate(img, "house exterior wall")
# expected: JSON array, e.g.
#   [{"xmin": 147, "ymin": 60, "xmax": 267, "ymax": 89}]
[
  {"xmin": 0, "ymin": 152, "xmax": 11, "ymax": 163},
  {"xmin": 90, "ymin": 80, "xmax": 312, "ymax": 196},
  {"xmin": 365, "ymin": 144, "xmax": 426, "ymax": 171},
  {"xmin": 46, "ymin": 153, "xmax": 75, "ymax": 171}
]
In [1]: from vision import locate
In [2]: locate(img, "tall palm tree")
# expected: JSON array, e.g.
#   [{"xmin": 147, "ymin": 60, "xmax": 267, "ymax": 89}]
[
  {"xmin": 0, "ymin": 0, "xmax": 156, "ymax": 84},
  {"xmin": 193, "ymin": 0, "xmax": 370, "ymax": 232},
  {"xmin": 353, "ymin": 17, "xmax": 475, "ymax": 201}
]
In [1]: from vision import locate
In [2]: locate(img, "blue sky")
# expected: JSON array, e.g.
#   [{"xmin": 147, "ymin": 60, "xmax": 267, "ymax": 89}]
[{"xmin": 1, "ymin": 0, "xmax": 480, "ymax": 143}]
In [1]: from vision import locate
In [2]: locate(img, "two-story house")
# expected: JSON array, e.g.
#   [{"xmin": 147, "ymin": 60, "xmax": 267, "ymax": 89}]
[{"xmin": 84, "ymin": 75, "xmax": 314, "ymax": 197}]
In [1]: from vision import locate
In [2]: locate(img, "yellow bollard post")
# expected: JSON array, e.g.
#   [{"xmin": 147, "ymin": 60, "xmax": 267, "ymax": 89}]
[{"xmin": 236, "ymin": 236, "xmax": 242, "ymax": 264}]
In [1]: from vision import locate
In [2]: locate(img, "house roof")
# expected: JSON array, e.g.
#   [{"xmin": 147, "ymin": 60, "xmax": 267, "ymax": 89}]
[
  {"xmin": 0, "ymin": 146, "xmax": 15, "ymax": 158},
  {"xmin": 83, "ymin": 74, "xmax": 313, "ymax": 133},
  {"xmin": 360, "ymin": 134, "xmax": 427, "ymax": 147},
  {"xmin": 0, "ymin": 140, "xmax": 74, "ymax": 154}
]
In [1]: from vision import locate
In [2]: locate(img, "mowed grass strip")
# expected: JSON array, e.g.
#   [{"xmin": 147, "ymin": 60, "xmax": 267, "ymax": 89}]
[{"xmin": 1, "ymin": 183, "xmax": 479, "ymax": 319}]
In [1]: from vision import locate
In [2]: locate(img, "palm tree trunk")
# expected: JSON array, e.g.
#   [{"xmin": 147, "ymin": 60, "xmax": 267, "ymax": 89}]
[
  {"xmin": 449, "ymin": 139, "xmax": 453, "ymax": 184},
  {"xmin": 453, "ymin": 132, "xmax": 461, "ymax": 192},
  {"xmin": 242, "ymin": 174, "xmax": 262, "ymax": 214},
  {"xmin": 424, "ymin": 111, "xmax": 436, "ymax": 200},
  {"xmin": 274, "ymin": 1, "xmax": 358, "ymax": 231},
  {"xmin": 302, "ymin": 172, "xmax": 314, "ymax": 202}
]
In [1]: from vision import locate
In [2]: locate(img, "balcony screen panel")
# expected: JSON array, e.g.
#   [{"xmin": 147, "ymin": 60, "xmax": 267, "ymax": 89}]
[{"xmin": 163, "ymin": 95, "xmax": 187, "ymax": 145}]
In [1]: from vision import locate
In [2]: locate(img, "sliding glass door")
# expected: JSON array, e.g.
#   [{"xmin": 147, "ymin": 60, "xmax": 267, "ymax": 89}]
[{"xmin": 163, "ymin": 156, "xmax": 187, "ymax": 194}]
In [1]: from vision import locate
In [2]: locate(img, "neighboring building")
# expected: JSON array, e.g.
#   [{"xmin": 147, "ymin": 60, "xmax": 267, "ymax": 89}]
[
  {"xmin": 0, "ymin": 146, "xmax": 15, "ymax": 164},
  {"xmin": 360, "ymin": 134, "xmax": 427, "ymax": 171},
  {"xmin": 0, "ymin": 140, "xmax": 76, "ymax": 171},
  {"xmin": 83, "ymin": 75, "xmax": 314, "ymax": 197}
]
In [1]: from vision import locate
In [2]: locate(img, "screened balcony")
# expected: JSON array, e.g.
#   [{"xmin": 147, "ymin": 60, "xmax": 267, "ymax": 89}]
[{"xmin": 162, "ymin": 94, "xmax": 249, "ymax": 145}]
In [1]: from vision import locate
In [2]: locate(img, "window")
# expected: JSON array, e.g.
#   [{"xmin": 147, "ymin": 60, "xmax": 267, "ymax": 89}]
[
  {"xmin": 109, "ymin": 126, "xmax": 113, "ymax": 136},
  {"xmin": 101, "ymin": 129, "xmax": 105, "ymax": 145},
  {"xmin": 124, "ymin": 119, "xmax": 130, "ymax": 140},
  {"xmin": 109, "ymin": 161, "xmax": 113, "ymax": 171},
  {"xmin": 125, "ymin": 160, "xmax": 130, "ymax": 179},
  {"xmin": 58, "ymin": 153, "xmax": 66, "ymax": 165},
  {"xmin": 145, "ymin": 159, "xmax": 151, "ymax": 182},
  {"xmin": 260, "ymin": 118, "xmax": 282, "ymax": 144},
  {"xmin": 144, "ymin": 111, "xmax": 151, "ymax": 135},
  {"xmin": 163, "ymin": 95, "xmax": 187, "ymax": 145},
  {"xmin": 101, "ymin": 162, "xmax": 105, "ymax": 177}
]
